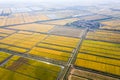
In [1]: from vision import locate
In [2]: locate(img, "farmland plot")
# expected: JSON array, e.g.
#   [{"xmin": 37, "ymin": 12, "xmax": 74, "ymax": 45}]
[
  {"xmin": 0, "ymin": 51, "xmax": 11, "ymax": 63},
  {"xmin": 100, "ymin": 20, "xmax": 120, "ymax": 30},
  {"xmin": 86, "ymin": 30, "xmax": 120, "ymax": 43},
  {"xmin": 75, "ymin": 40, "xmax": 120, "ymax": 76},
  {"xmin": 7, "ymin": 23, "xmax": 54, "ymax": 33},
  {"xmin": 41, "ymin": 35, "xmax": 80, "ymax": 48},
  {"xmin": 49, "ymin": 26, "xmax": 83, "ymax": 38},
  {"xmin": 0, "ymin": 31, "xmax": 47, "ymax": 49},
  {"xmin": 3, "ymin": 56, "xmax": 61, "ymax": 80},
  {"xmin": 68, "ymin": 68, "xmax": 119, "ymax": 80}
]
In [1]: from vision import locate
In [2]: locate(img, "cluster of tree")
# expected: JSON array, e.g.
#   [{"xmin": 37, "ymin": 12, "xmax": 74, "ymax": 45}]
[{"xmin": 66, "ymin": 20, "xmax": 101, "ymax": 29}]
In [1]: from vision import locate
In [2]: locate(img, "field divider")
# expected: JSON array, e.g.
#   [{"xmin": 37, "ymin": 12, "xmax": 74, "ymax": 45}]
[
  {"xmin": 59, "ymin": 27, "xmax": 89, "ymax": 80},
  {"xmin": 36, "ymin": 45, "xmax": 72, "ymax": 53},
  {"xmin": 0, "ymin": 48, "xmax": 65, "ymax": 67},
  {"xmin": 80, "ymin": 51, "xmax": 120, "ymax": 60},
  {"xmin": 0, "ymin": 54, "xmax": 13, "ymax": 66}
]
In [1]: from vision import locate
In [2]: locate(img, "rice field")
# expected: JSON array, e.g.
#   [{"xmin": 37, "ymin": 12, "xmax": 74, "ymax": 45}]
[
  {"xmin": 37, "ymin": 43, "xmax": 73, "ymax": 52},
  {"xmin": 7, "ymin": 23, "xmax": 54, "ymax": 33},
  {"xmin": 49, "ymin": 27, "xmax": 83, "ymax": 38},
  {"xmin": 2, "ymin": 55, "xmax": 61, "ymax": 80},
  {"xmin": 100, "ymin": 20, "xmax": 120, "ymax": 30},
  {"xmin": 38, "ymin": 14, "xmax": 50, "ymax": 20},
  {"xmin": 0, "ymin": 31, "xmax": 47, "ymax": 50},
  {"xmin": 0, "ymin": 28, "xmax": 16, "ymax": 34},
  {"xmin": 41, "ymin": 35, "xmax": 80, "ymax": 48},
  {"xmin": 22, "ymin": 13, "xmax": 39, "ymax": 23},
  {"xmin": 1, "ymin": 11, "xmax": 50, "ymax": 26},
  {"xmin": 101, "ymin": 20, "xmax": 120, "ymax": 27},
  {"xmin": 22, "ymin": 13, "xmax": 50, "ymax": 23},
  {"xmin": 0, "ymin": 51, "xmax": 11, "ymax": 63},
  {"xmin": 0, "ymin": 44, "xmax": 27, "ymax": 53},
  {"xmin": 5, "ymin": 13, "xmax": 24, "ymax": 25},
  {"xmin": 29, "ymin": 47, "xmax": 70, "ymax": 61},
  {"xmin": 75, "ymin": 40, "xmax": 120, "ymax": 76},
  {"xmin": 86, "ymin": 30, "xmax": 120, "ymax": 43},
  {"xmin": 0, "ymin": 33, "xmax": 8, "ymax": 37},
  {"xmin": 0, "ymin": 67, "xmax": 36, "ymax": 80},
  {"xmin": 27, "ymin": 35, "xmax": 80, "ymax": 62},
  {"xmin": 101, "ymin": 26, "xmax": 120, "ymax": 30},
  {"xmin": 0, "ymin": 31, "xmax": 79, "ymax": 62},
  {"xmin": 0, "ymin": 18, "xmax": 6, "ymax": 26},
  {"xmin": 0, "ymin": 5, "xmax": 120, "ymax": 80}
]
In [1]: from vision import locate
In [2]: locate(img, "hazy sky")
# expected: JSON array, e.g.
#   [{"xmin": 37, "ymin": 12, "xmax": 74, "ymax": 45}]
[
  {"xmin": 0, "ymin": 0, "xmax": 120, "ymax": 5},
  {"xmin": 0, "ymin": 0, "xmax": 119, "ymax": 3}
]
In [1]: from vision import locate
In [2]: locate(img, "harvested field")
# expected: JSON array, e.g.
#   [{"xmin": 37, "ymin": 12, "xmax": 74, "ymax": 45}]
[
  {"xmin": 68, "ymin": 68, "xmax": 119, "ymax": 80},
  {"xmin": 7, "ymin": 23, "xmax": 54, "ymax": 33},
  {"xmin": 49, "ymin": 26, "xmax": 83, "ymax": 38}
]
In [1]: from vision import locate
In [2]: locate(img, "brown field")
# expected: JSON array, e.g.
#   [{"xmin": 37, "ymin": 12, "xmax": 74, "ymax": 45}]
[
  {"xmin": 68, "ymin": 68, "xmax": 118, "ymax": 80},
  {"xmin": 5, "ymin": 13, "xmax": 24, "ymax": 25},
  {"xmin": 0, "ymin": 18, "xmax": 7, "ymax": 26},
  {"xmin": 49, "ymin": 26, "xmax": 83, "ymax": 38},
  {"xmin": 100, "ymin": 20, "xmax": 120, "ymax": 30},
  {"xmin": 86, "ymin": 30, "xmax": 120, "ymax": 43}
]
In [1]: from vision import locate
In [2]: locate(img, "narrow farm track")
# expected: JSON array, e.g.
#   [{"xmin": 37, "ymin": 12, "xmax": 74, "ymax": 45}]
[
  {"xmin": 0, "ymin": 55, "xmax": 13, "ymax": 66},
  {"xmin": 59, "ymin": 27, "xmax": 89, "ymax": 80}
]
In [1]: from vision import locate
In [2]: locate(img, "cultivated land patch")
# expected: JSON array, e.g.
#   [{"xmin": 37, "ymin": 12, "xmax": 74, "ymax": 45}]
[
  {"xmin": 0, "ymin": 31, "xmax": 47, "ymax": 52},
  {"xmin": 41, "ymin": 35, "xmax": 80, "ymax": 48},
  {"xmin": 29, "ymin": 47, "xmax": 71, "ymax": 62},
  {"xmin": 28, "ymin": 35, "xmax": 80, "ymax": 62},
  {"xmin": 0, "ymin": 67, "xmax": 36, "ymax": 80},
  {"xmin": 2, "ymin": 55, "xmax": 61, "ymax": 80},
  {"xmin": 68, "ymin": 68, "xmax": 119, "ymax": 80},
  {"xmin": 7, "ymin": 23, "xmax": 54, "ymax": 33},
  {"xmin": 0, "ymin": 28, "xmax": 16, "ymax": 38},
  {"xmin": 5, "ymin": 13, "xmax": 24, "ymax": 26},
  {"xmin": 49, "ymin": 26, "xmax": 83, "ymax": 38},
  {"xmin": 0, "ymin": 51, "xmax": 11, "ymax": 63},
  {"xmin": 0, "ymin": 28, "xmax": 16, "ymax": 34},
  {"xmin": 0, "ymin": 5, "xmax": 120, "ymax": 80},
  {"xmin": 86, "ymin": 30, "xmax": 120, "ymax": 43},
  {"xmin": 75, "ymin": 40, "xmax": 120, "ymax": 76},
  {"xmin": 100, "ymin": 19, "xmax": 120, "ymax": 30},
  {"xmin": 20, "ymin": 13, "xmax": 50, "ymax": 23}
]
